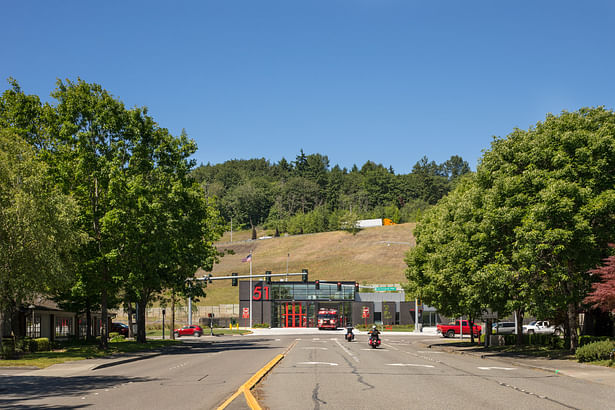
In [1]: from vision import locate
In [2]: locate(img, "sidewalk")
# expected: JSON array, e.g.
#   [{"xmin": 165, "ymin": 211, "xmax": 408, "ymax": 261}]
[{"xmin": 425, "ymin": 340, "xmax": 615, "ymax": 387}]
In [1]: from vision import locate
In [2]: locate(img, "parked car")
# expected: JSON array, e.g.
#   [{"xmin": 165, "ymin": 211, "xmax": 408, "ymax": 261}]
[
  {"xmin": 174, "ymin": 325, "xmax": 203, "ymax": 337},
  {"xmin": 522, "ymin": 320, "xmax": 562, "ymax": 336},
  {"xmin": 492, "ymin": 321, "xmax": 516, "ymax": 335},
  {"xmin": 111, "ymin": 322, "xmax": 129, "ymax": 337},
  {"xmin": 437, "ymin": 320, "xmax": 481, "ymax": 338}
]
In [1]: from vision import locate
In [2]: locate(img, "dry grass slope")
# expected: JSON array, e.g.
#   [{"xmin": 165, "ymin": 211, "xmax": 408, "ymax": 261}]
[{"xmin": 198, "ymin": 223, "xmax": 416, "ymax": 306}]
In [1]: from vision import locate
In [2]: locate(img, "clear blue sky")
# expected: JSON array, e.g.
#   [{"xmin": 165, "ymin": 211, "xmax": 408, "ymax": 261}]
[{"xmin": 2, "ymin": 1, "xmax": 614, "ymax": 173}]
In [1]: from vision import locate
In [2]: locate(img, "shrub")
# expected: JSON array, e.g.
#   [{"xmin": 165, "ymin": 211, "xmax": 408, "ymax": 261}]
[
  {"xmin": 575, "ymin": 340, "xmax": 615, "ymax": 362},
  {"xmin": 579, "ymin": 335, "xmax": 612, "ymax": 347},
  {"xmin": 253, "ymin": 323, "xmax": 270, "ymax": 328},
  {"xmin": 29, "ymin": 338, "xmax": 51, "ymax": 352}
]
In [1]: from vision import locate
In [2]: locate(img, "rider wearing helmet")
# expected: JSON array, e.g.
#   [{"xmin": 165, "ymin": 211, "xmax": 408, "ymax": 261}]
[{"xmin": 369, "ymin": 324, "xmax": 381, "ymax": 341}]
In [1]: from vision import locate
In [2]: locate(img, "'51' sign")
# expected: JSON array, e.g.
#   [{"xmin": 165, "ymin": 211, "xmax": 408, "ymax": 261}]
[{"xmin": 253, "ymin": 285, "xmax": 270, "ymax": 300}]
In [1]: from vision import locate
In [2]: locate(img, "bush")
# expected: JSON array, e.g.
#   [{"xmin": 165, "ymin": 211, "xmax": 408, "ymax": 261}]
[
  {"xmin": 579, "ymin": 335, "xmax": 612, "ymax": 347},
  {"xmin": 500, "ymin": 334, "xmax": 565, "ymax": 348},
  {"xmin": 253, "ymin": 323, "xmax": 270, "ymax": 328},
  {"xmin": 576, "ymin": 340, "xmax": 615, "ymax": 362},
  {"xmin": 29, "ymin": 338, "xmax": 51, "ymax": 352}
]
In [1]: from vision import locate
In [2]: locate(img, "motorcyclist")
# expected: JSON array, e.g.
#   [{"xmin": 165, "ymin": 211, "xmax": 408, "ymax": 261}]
[
  {"xmin": 369, "ymin": 325, "xmax": 380, "ymax": 341},
  {"xmin": 345, "ymin": 326, "xmax": 354, "ymax": 340}
]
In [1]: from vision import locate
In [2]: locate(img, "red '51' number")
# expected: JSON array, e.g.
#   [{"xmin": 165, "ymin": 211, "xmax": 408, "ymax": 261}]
[{"xmin": 253, "ymin": 286, "xmax": 269, "ymax": 300}]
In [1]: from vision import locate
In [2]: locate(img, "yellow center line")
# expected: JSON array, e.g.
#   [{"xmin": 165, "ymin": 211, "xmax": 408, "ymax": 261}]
[{"xmin": 217, "ymin": 340, "xmax": 298, "ymax": 410}]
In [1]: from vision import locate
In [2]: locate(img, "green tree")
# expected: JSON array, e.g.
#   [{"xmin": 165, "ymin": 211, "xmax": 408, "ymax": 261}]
[{"xmin": 0, "ymin": 130, "xmax": 80, "ymax": 344}]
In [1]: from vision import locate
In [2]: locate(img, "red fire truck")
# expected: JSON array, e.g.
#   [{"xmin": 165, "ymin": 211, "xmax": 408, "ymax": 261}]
[{"xmin": 317, "ymin": 308, "xmax": 339, "ymax": 330}]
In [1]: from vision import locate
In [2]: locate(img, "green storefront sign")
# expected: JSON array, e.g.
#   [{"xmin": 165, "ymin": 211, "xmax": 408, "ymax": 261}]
[{"xmin": 374, "ymin": 287, "xmax": 397, "ymax": 291}]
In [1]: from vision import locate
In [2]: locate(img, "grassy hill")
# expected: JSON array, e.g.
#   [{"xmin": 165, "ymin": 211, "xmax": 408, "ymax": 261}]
[{"xmin": 197, "ymin": 223, "xmax": 416, "ymax": 306}]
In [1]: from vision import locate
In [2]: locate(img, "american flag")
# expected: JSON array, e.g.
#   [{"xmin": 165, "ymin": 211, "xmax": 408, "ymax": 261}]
[{"xmin": 242, "ymin": 253, "xmax": 252, "ymax": 263}]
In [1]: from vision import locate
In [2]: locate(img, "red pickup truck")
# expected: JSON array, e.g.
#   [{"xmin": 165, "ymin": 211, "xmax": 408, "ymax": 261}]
[{"xmin": 437, "ymin": 320, "xmax": 481, "ymax": 338}]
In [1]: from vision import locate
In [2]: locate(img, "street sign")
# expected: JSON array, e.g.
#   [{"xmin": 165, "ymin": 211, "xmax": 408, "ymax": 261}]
[
  {"xmin": 362, "ymin": 307, "xmax": 370, "ymax": 318},
  {"xmin": 374, "ymin": 287, "xmax": 397, "ymax": 291},
  {"xmin": 242, "ymin": 307, "xmax": 249, "ymax": 319},
  {"xmin": 481, "ymin": 309, "xmax": 498, "ymax": 319}
]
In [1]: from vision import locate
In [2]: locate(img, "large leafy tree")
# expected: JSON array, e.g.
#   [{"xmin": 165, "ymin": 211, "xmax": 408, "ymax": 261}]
[
  {"xmin": 107, "ymin": 113, "xmax": 223, "ymax": 342},
  {"xmin": 46, "ymin": 79, "xmax": 135, "ymax": 348},
  {"xmin": 478, "ymin": 108, "xmax": 615, "ymax": 350},
  {"xmin": 0, "ymin": 130, "xmax": 79, "ymax": 343},
  {"xmin": 408, "ymin": 107, "xmax": 615, "ymax": 351}
]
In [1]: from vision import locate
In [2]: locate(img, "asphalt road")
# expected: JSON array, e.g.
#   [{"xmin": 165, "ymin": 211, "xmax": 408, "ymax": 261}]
[
  {"xmin": 256, "ymin": 334, "xmax": 615, "ymax": 410},
  {"xmin": 3, "ymin": 333, "xmax": 615, "ymax": 410},
  {"xmin": 0, "ymin": 336, "xmax": 287, "ymax": 409}
]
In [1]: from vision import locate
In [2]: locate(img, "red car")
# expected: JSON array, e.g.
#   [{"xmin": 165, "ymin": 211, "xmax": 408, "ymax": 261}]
[{"xmin": 174, "ymin": 325, "xmax": 203, "ymax": 337}]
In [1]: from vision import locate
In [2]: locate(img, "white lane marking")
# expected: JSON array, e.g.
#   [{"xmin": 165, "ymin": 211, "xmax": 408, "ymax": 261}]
[
  {"xmin": 335, "ymin": 338, "xmax": 359, "ymax": 363},
  {"xmin": 301, "ymin": 347, "xmax": 328, "ymax": 350},
  {"xmin": 295, "ymin": 338, "xmax": 302, "ymax": 340},
  {"xmin": 312, "ymin": 338, "xmax": 320, "ymax": 340},
  {"xmin": 386, "ymin": 363, "xmax": 435, "ymax": 368},
  {"xmin": 382, "ymin": 343, "xmax": 399, "ymax": 351},
  {"xmin": 361, "ymin": 348, "xmax": 386, "ymax": 351},
  {"xmin": 478, "ymin": 367, "xmax": 516, "ymax": 370},
  {"xmin": 297, "ymin": 362, "xmax": 338, "ymax": 366},
  {"xmin": 275, "ymin": 338, "xmax": 281, "ymax": 341},
  {"xmin": 417, "ymin": 350, "xmax": 443, "ymax": 354}
]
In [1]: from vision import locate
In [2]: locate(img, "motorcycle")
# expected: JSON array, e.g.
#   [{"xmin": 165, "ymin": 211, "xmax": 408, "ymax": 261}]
[
  {"xmin": 345, "ymin": 327, "xmax": 355, "ymax": 342},
  {"xmin": 368, "ymin": 334, "xmax": 381, "ymax": 349}
]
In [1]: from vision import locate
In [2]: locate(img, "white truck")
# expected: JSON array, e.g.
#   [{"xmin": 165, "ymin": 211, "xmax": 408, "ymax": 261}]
[{"xmin": 522, "ymin": 320, "xmax": 562, "ymax": 336}]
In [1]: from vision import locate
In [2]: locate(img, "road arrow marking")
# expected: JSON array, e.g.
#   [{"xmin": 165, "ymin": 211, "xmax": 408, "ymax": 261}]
[
  {"xmin": 297, "ymin": 362, "xmax": 338, "ymax": 366},
  {"xmin": 387, "ymin": 363, "xmax": 435, "ymax": 368},
  {"xmin": 477, "ymin": 367, "xmax": 516, "ymax": 370}
]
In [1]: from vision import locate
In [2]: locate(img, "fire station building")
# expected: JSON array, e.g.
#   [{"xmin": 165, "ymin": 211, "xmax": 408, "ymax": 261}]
[{"xmin": 238, "ymin": 280, "xmax": 438, "ymax": 328}]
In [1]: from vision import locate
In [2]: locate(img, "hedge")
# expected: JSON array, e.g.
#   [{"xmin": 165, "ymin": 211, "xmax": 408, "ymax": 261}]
[{"xmin": 575, "ymin": 340, "xmax": 615, "ymax": 362}]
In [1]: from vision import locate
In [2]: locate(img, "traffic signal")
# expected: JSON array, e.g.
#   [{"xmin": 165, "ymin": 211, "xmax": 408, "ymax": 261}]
[
  {"xmin": 265, "ymin": 271, "xmax": 271, "ymax": 284},
  {"xmin": 302, "ymin": 269, "xmax": 308, "ymax": 283},
  {"xmin": 315, "ymin": 280, "xmax": 320, "ymax": 290},
  {"xmin": 337, "ymin": 282, "xmax": 342, "ymax": 291},
  {"xmin": 232, "ymin": 272, "xmax": 238, "ymax": 287},
  {"xmin": 355, "ymin": 282, "xmax": 359, "ymax": 293}
]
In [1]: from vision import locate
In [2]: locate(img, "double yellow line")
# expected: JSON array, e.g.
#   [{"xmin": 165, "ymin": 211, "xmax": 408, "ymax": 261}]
[{"xmin": 217, "ymin": 340, "xmax": 297, "ymax": 410}]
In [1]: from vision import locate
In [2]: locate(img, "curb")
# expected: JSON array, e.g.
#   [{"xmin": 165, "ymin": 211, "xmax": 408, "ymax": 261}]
[{"xmin": 424, "ymin": 342, "xmax": 567, "ymax": 375}]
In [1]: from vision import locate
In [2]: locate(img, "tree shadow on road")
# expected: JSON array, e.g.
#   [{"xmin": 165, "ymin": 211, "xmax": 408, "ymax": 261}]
[{"xmin": 0, "ymin": 374, "xmax": 153, "ymax": 409}]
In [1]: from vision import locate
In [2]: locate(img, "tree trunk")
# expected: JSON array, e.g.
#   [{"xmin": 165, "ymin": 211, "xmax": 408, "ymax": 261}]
[
  {"xmin": 100, "ymin": 286, "xmax": 108, "ymax": 349},
  {"xmin": 470, "ymin": 316, "xmax": 475, "ymax": 344},
  {"xmin": 86, "ymin": 306, "xmax": 92, "ymax": 341},
  {"xmin": 568, "ymin": 300, "xmax": 579, "ymax": 352},
  {"xmin": 171, "ymin": 293, "xmax": 176, "ymax": 340},
  {"xmin": 137, "ymin": 298, "xmax": 147, "ymax": 343},
  {"xmin": 515, "ymin": 310, "xmax": 524, "ymax": 346},
  {"xmin": 127, "ymin": 304, "xmax": 134, "ymax": 338}
]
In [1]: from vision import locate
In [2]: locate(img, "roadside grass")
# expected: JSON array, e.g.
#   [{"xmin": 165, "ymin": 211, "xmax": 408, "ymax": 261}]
[
  {"xmin": 483, "ymin": 344, "xmax": 574, "ymax": 360},
  {"xmin": 0, "ymin": 339, "xmax": 179, "ymax": 369}
]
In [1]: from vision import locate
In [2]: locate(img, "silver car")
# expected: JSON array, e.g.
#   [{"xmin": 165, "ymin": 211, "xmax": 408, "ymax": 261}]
[{"xmin": 492, "ymin": 321, "xmax": 516, "ymax": 334}]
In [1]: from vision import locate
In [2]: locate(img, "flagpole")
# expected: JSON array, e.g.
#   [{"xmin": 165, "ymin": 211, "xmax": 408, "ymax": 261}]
[{"xmin": 249, "ymin": 251, "xmax": 253, "ymax": 328}]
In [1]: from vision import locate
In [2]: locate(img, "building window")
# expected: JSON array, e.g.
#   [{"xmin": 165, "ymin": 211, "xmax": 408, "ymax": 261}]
[
  {"xmin": 27, "ymin": 314, "xmax": 41, "ymax": 338},
  {"xmin": 55, "ymin": 317, "xmax": 73, "ymax": 337}
]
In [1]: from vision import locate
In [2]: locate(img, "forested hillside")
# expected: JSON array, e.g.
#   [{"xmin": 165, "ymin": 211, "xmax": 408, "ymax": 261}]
[{"xmin": 192, "ymin": 150, "xmax": 470, "ymax": 238}]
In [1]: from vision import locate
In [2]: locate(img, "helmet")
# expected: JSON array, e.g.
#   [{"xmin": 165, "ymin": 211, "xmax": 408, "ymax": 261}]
[{"xmin": 372, "ymin": 325, "xmax": 377, "ymax": 329}]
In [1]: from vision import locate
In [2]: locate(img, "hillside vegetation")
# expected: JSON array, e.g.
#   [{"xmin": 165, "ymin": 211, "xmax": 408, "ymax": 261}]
[{"xmin": 198, "ymin": 223, "xmax": 416, "ymax": 305}]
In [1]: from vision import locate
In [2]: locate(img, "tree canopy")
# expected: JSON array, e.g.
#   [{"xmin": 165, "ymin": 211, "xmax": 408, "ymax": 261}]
[{"xmin": 406, "ymin": 107, "xmax": 615, "ymax": 350}]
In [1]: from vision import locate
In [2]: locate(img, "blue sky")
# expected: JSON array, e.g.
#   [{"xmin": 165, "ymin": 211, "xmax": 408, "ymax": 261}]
[{"xmin": 2, "ymin": 1, "xmax": 614, "ymax": 173}]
